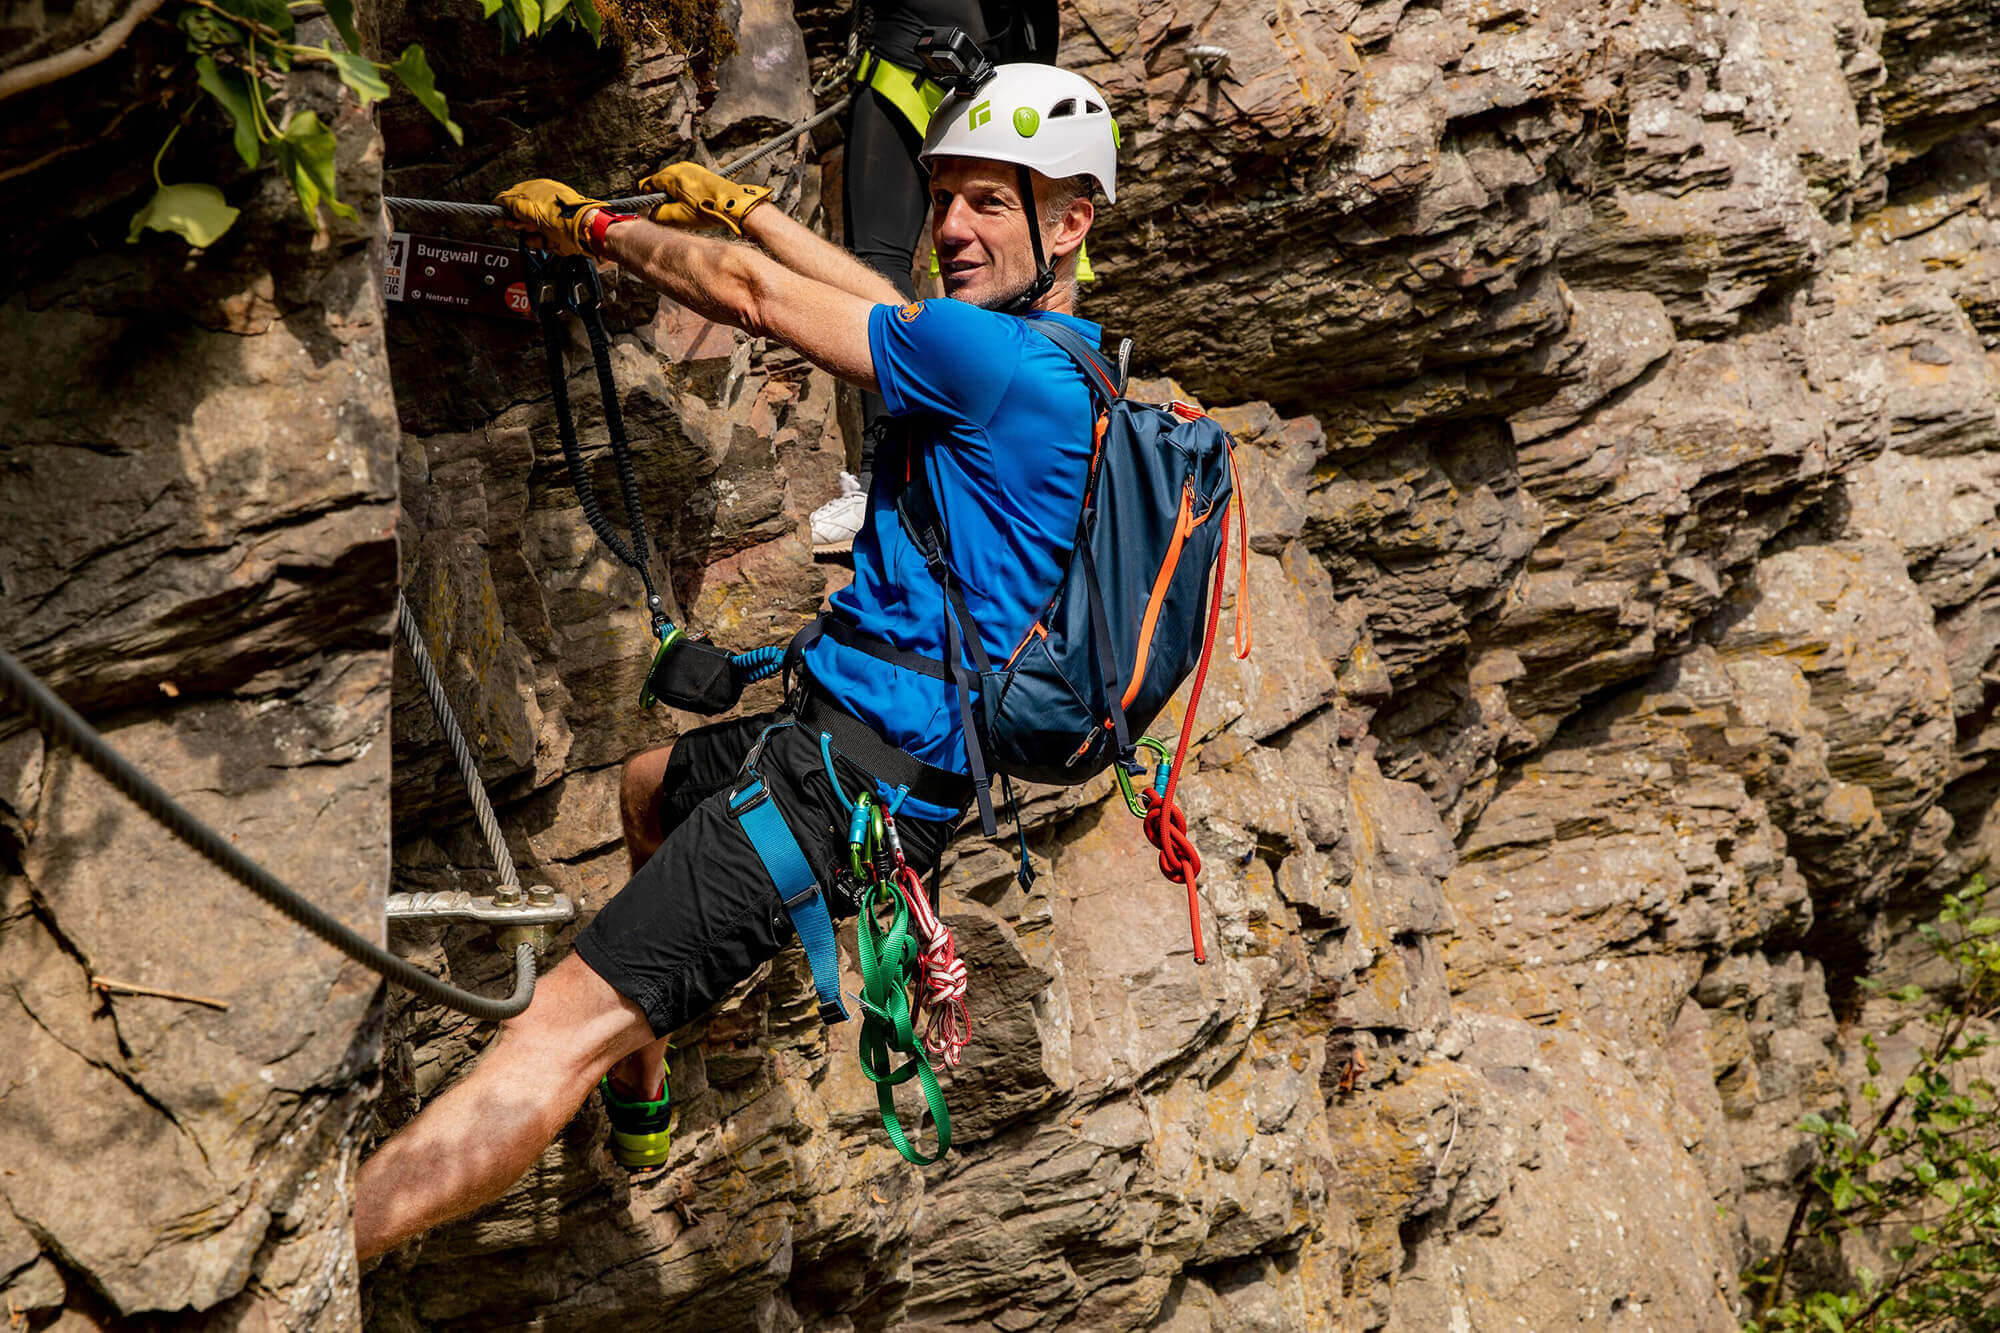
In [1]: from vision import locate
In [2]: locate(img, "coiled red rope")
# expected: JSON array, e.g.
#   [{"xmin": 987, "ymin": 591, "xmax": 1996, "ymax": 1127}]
[{"xmin": 1141, "ymin": 511, "xmax": 1233, "ymax": 964}]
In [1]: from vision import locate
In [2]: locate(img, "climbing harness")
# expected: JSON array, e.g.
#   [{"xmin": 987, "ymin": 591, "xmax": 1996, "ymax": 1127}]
[
  {"xmin": 0, "ymin": 598, "xmax": 575, "ymax": 1021},
  {"xmin": 728, "ymin": 743, "xmax": 850, "ymax": 1026},
  {"xmin": 820, "ymin": 729, "xmax": 967, "ymax": 1163},
  {"xmin": 718, "ymin": 710, "xmax": 969, "ymax": 1165}
]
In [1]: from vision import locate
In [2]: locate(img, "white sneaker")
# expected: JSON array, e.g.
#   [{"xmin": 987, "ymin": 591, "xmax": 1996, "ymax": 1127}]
[{"xmin": 811, "ymin": 472, "xmax": 868, "ymax": 555}]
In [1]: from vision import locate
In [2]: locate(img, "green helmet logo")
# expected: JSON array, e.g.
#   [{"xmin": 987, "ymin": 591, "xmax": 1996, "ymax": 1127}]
[
  {"xmin": 968, "ymin": 100, "xmax": 991, "ymax": 130},
  {"xmin": 1013, "ymin": 107, "xmax": 1040, "ymax": 137}
]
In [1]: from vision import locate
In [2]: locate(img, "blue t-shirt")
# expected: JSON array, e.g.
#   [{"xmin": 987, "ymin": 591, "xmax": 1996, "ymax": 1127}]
[{"xmin": 802, "ymin": 299, "xmax": 1099, "ymax": 821}]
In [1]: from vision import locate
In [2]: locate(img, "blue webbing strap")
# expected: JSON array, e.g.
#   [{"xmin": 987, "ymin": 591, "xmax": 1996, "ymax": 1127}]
[{"xmin": 729, "ymin": 776, "xmax": 849, "ymax": 1023}]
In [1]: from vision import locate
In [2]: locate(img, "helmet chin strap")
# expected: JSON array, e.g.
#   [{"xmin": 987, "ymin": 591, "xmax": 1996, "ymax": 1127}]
[{"xmin": 1000, "ymin": 163, "xmax": 1057, "ymax": 316}]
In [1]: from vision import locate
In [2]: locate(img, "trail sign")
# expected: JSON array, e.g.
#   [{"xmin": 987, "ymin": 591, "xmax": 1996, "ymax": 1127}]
[{"xmin": 384, "ymin": 232, "xmax": 534, "ymax": 322}]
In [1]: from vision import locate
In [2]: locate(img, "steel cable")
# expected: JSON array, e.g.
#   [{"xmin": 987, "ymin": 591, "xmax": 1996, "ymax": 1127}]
[
  {"xmin": 0, "ymin": 641, "xmax": 537, "ymax": 1022},
  {"xmin": 383, "ymin": 94, "xmax": 852, "ymax": 221},
  {"xmin": 397, "ymin": 593, "xmax": 520, "ymax": 895}
]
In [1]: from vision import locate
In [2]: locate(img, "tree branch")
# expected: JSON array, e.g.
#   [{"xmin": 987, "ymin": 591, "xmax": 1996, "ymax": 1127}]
[{"xmin": 0, "ymin": 0, "xmax": 171, "ymax": 104}]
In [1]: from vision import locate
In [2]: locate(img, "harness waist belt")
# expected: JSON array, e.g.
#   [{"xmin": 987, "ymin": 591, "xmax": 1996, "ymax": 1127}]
[{"xmin": 797, "ymin": 686, "xmax": 974, "ymax": 813}]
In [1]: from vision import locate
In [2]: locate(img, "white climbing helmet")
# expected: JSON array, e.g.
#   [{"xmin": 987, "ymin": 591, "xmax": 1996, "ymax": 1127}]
[{"xmin": 920, "ymin": 63, "xmax": 1119, "ymax": 204}]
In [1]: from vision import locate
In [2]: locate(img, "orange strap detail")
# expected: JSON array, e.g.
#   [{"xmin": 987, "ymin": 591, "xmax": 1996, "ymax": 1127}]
[{"xmin": 1123, "ymin": 483, "xmax": 1198, "ymax": 710}]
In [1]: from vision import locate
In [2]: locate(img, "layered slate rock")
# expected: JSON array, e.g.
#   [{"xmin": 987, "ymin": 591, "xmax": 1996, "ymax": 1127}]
[
  {"xmin": 12, "ymin": 0, "xmax": 2000, "ymax": 1326},
  {"xmin": 0, "ymin": 29, "xmax": 395, "ymax": 1328},
  {"xmin": 363, "ymin": 0, "xmax": 2000, "ymax": 1327}
]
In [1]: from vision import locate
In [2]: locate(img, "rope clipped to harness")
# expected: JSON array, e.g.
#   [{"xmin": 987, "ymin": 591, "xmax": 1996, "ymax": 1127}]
[
  {"xmin": 821, "ymin": 738, "xmax": 968, "ymax": 1163},
  {"xmin": 855, "ymin": 860, "xmax": 954, "ymax": 1164},
  {"xmin": 525, "ymin": 248, "xmax": 669, "ymax": 638}
]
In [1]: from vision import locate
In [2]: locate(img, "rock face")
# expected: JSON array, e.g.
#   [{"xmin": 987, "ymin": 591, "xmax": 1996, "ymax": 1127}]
[
  {"xmin": 5, "ymin": 0, "xmax": 2000, "ymax": 1327},
  {"xmin": 0, "ymin": 25, "xmax": 395, "ymax": 1329},
  {"xmin": 352, "ymin": 0, "xmax": 2000, "ymax": 1326}
]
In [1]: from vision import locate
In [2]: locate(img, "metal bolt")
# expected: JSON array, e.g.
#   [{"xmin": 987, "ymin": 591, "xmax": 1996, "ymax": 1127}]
[
  {"xmin": 1188, "ymin": 44, "xmax": 1231, "ymax": 79},
  {"xmin": 528, "ymin": 884, "xmax": 556, "ymax": 905}
]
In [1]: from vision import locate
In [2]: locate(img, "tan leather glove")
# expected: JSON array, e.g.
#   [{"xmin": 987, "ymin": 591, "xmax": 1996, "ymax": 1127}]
[
  {"xmin": 637, "ymin": 162, "xmax": 771, "ymax": 234},
  {"xmin": 493, "ymin": 179, "xmax": 604, "ymax": 256}
]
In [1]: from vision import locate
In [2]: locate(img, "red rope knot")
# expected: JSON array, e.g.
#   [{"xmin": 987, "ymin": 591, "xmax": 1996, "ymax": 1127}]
[
  {"xmin": 1142, "ymin": 789, "xmax": 1206, "ymax": 962},
  {"xmin": 899, "ymin": 863, "xmax": 971, "ymax": 1066}
]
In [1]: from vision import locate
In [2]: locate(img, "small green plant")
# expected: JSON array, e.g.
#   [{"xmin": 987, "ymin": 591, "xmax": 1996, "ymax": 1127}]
[
  {"xmin": 127, "ymin": 0, "xmax": 603, "ymax": 248},
  {"xmin": 1743, "ymin": 875, "xmax": 2000, "ymax": 1332}
]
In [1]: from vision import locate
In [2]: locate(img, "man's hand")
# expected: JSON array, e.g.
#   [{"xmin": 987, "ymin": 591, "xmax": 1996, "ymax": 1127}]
[
  {"xmin": 493, "ymin": 179, "xmax": 604, "ymax": 256},
  {"xmin": 637, "ymin": 162, "xmax": 770, "ymax": 235}
]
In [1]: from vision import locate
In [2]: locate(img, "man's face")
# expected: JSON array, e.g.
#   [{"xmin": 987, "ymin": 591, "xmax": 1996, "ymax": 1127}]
[{"xmin": 928, "ymin": 157, "xmax": 1041, "ymax": 310}]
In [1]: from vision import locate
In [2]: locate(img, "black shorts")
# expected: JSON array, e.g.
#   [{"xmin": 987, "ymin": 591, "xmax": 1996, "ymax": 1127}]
[{"xmin": 574, "ymin": 709, "xmax": 961, "ymax": 1037}]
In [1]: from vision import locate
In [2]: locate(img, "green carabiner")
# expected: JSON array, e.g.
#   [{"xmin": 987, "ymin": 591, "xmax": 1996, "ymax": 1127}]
[
  {"xmin": 638, "ymin": 623, "xmax": 684, "ymax": 710},
  {"xmin": 848, "ymin": 790, "xmax": 876, "ymax": 882},
  {"xmin": 1114, "ymin": 736, "xmax": 1171, "ymax": 818}
]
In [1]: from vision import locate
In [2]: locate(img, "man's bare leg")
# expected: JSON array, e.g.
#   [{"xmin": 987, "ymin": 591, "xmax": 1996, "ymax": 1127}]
[
  {"xmin": 619, "ymin": 742, "xmax": 675, "ymax": 872},
  {"xmin": 609, "ymin": 743, "xmax": 678, "ymax": 1097},
  {"xmin": 353, "ymin": 953, "xmax": 655, "ymax": 1261}
]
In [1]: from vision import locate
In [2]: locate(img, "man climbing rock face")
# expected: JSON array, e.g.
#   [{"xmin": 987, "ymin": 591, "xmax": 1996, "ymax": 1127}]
[{"xmin": 351, "ymin": 61, "xmax": 1118, "ymax": 1260}]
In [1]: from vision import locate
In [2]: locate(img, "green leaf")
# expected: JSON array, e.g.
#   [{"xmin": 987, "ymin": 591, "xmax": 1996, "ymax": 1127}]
[
  {"xmin": 1967, "ymin": 917, "xmax": 2000, "ymax": 936},
  {"xmin": 1799, "ymin": 1113, "xmax": 1831, "ymax": 1135},
  {"xmin": 328, "ymin": 50, "xmax": 390, "ymax": 106},
  {"xmin": 390, "ymin": 45, "xmax": 463, "ymax": 145},
  {"xmin": 1813, "ymin": 1304, "xmax": 1844, "ymax": 1333},
  {"xmin": 479, "ymin": 0, "xmax": 505, "ymax": 14},
  {"xmin": 570, "ymin": 0, "xmax": 603, "ymax": 41},
  {"xmin": 514, "ymin": 0, "xmax": 544, "ymax": 36},
  {"xmin": 195, "ymin": 56, "xmax": 263, "ymax": 168},
  {"xmin": 544, "ymin": 0, "xmax": 570, "ymax": 22},
  {"xmin": 177, "ymin": 8, "xmax": 241, "ymax": 51},
  {"xmin": 272, "ymin": 111, "xmax": 356, "ymax": 222},
  {"xmin": 216, "ymin": 0, "xmax": 293, "ymax": 39},
  {"xmin": 127, "ymin": 183, "xmax": 240, "ymax": 248},
  {"xmin": 1832, "ymin": 1175, "xmax": 1856, "ymax": 1212},
  {"xmin": 324, "ymin": 0, "xmax": 362, "ymax": 50}
]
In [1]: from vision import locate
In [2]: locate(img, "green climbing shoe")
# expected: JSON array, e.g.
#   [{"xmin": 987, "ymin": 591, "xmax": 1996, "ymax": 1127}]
[{"xmin": 599, "ymin": 1061, "xmax": 672, "ymax": 1169}]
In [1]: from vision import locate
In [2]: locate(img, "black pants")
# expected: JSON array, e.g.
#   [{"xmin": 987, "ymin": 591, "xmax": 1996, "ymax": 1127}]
[
  {"xmin": 844, "ymin": 84, "xmax": 931, "ymax": 465},
  {"xmin": 574, "ymin": 709, "xmax": 959, "ymax": 1037}
]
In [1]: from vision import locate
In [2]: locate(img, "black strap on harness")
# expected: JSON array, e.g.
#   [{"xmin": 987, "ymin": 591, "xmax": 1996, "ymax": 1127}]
[{"xmin": 523, "ymin": 247, "xmax": 670, "ymax": 640}]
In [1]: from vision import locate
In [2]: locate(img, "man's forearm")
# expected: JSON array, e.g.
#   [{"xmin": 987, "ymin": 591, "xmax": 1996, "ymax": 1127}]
[
  {"xmin": 599, "ymin": 218, "xmax": 756, "ymax": 330},
  {"xmin": 743, "ymin": 205, "xmax": 905, "ymax": 306}
]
